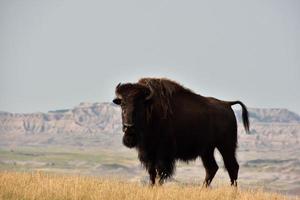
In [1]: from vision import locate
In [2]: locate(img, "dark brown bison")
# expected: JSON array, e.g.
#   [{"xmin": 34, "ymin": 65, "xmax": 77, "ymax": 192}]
[{"xmin": 113, "ymin": 78, "xmax": 249, "ymax": 187}]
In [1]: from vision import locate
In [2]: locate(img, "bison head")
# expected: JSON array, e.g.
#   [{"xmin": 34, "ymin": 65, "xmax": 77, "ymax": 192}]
[{"xmin": 113, "ymin": 83, "xmax": 153, "ymax": 148}]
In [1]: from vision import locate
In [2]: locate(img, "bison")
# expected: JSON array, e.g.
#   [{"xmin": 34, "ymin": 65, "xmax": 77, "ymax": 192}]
[{"xmin": 113, "ymin": 78, "xmax": 249, "ymax": 187}]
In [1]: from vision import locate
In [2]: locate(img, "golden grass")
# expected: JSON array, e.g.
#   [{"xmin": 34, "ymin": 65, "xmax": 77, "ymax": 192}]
[{"xmin": 0, "ymin": 171, "xmax": 297, "ymax": 200}]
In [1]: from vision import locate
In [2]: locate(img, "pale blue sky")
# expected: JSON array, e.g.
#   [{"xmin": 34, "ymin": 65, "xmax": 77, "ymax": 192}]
[{"xmin": 1, "ymin": 0, "xmax": 299, "ymax": 114}]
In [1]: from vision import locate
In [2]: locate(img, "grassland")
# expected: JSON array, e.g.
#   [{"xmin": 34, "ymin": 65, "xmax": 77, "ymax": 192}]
[
  {"xmin": 0, "ymin": 146, "xmax": 136, "ymax": 174},
  {"xmin": 0, "ymin": 172, "xmax": 297, "ymax": 200},
  {"xmin": 1, "ymin": 146, "xmax": 300, "ymax": 196}
]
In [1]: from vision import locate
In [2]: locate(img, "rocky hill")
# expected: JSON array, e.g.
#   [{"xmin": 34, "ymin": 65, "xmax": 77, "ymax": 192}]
[
  {"xmin": 235, "ymin": 108, "xmax": 300, "ymax": 123},
  {"xmin": 1, "ymin": 103, "xmax": 300, "ymax": 135},
  {"xmin": 0, "ymin": 102, "xmax": 299, "ymax": 150},
  {"xmin": 0, "ymin": 102, "xmax": 121, "ymax": 135}
]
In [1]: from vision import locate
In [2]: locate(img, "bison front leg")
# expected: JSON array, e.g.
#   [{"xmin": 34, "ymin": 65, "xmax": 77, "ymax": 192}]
[
  {"xmin": 157, "ymin": 159, "xmax": 175, "ymax": 185},
  {"xmin": 158, "ymin": 172, "xmax": 169, "ymax": 185},
  {"xmin": 148, "ymin": 164, "xmax": 157, "ymax": 185}
]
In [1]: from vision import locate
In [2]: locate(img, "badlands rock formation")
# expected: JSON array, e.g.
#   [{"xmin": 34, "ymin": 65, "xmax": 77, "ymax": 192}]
[{"xmin": 0, "ymin": 102, "xmax": 299, "ymax": 150}]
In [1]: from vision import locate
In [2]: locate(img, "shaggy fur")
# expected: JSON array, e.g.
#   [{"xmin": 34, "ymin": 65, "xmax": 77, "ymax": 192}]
[
  {"xmin": 138, "ymin": 78, "xmax": 192, "ymax": 119},
  {"xmin": 114, "ymin": 78, "xmax": 249, "ymax": 186}
]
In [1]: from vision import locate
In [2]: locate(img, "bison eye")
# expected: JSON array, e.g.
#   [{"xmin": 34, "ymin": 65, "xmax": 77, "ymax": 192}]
[{"xmin": 113, "ymin": 98, "xmax": 122, "ymax": 105}]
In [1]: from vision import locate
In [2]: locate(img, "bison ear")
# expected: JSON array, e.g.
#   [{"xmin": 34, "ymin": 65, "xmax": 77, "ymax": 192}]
[{"xmin": 113, "ymin": 98, "xmax": 121, "ymax": 105}]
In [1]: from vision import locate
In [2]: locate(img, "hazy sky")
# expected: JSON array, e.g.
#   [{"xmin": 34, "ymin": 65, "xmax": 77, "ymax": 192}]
[{"xmin": 1, "ymin": 0, "xmax": 299, "ymax": 114}]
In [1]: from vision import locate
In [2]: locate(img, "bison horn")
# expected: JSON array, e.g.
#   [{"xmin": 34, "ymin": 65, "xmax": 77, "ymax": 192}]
[
  {"xmin": 145, "ymin": 85, "xmax": 154, "ymax": 100},
  {"xmin": 116, "ymin": 82, "xmax": 121, "ymax": 89},
  {"xmin": 115, "ymin": 83, "xmax": 123, "ymax": 99}
]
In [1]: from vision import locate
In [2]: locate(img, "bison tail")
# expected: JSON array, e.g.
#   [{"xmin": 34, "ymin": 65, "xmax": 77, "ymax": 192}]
[{"xmin": 229, "ymin": 101, "xmax": 250, "ymax": 134}]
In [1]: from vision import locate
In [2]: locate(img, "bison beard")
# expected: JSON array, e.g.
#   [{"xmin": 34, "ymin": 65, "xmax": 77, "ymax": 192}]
[{"xmin": 113, "ymin": 78, "xmax": 250, "ymax": 186}]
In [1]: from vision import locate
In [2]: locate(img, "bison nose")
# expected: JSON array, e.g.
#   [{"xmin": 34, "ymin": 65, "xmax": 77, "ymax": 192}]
[{"xmin": 123, "ymin": 123, "xmax": 135, "ymax": 132}]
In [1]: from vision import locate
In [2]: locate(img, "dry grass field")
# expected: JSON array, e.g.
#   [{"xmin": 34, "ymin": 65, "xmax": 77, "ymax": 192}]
[{"xmin": 0, "ymin": 171, "xmax": 297, "ymax": 200}]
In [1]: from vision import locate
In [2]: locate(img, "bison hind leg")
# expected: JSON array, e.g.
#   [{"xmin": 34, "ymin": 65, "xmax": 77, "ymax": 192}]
[
  {"xmin": 201, "ymin": 147, "xmax": 219, "ymax": 187},
  {"xmin": 217, "ymin": 146, "xmax": 239, "ymax": 187}
]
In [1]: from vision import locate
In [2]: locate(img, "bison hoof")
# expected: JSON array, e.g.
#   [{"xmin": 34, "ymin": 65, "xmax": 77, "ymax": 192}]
[{"xmin": 231, "ymin": 180, "xmax": 237, "ymax": 187}]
